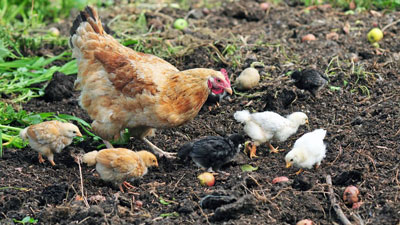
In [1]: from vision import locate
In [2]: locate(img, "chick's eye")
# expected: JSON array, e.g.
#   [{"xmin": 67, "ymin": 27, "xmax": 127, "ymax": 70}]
[
  {"xmin": 72, "ymin": 131, "xmax": 76, "ymax": 133},
  {"xmin": 290, "ymin": 159, "xmax": 293, "ymax": 162}
]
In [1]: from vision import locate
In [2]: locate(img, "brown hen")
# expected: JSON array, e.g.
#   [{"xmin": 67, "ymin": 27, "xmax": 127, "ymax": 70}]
[{"xmin": 70, "ymin": 6, "xmax": 232, "ymax": 158}]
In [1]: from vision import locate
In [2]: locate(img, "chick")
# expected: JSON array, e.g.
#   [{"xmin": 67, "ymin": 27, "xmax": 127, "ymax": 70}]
[
  {"xmin": 234, "ymin": 110, "xmax": 308, "ymax": 158},
  {"xmin": 291, "ymin": 68, "xmax": 328, "ymax": 98},
  {"xmin": 285, "ymin": 129, "xmax": 327, "ymax": 175},
  {"xmin": 178, "ymin": 134, "xmax": 245, "ymax": 174},
  {"xmin": 20, "ymin": 120, "xmax": 82, "ymax": 166},
  {"xmin": 82, "ymin": 148, "xmax": 158, "ymax": 192},
  {"xmin": 235, "ymin": 67, "xmax": 260, "ymax": 90}
]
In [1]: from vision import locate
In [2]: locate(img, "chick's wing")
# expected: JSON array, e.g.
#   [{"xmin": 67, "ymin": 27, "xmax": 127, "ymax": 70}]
[
  {"xmin": 27, "ymin": 121, "xmax": 62, "ymax": 145},
  {"xmin": 190, "ymin": 137, "xmax": 232, "ymax": 159},
  {"xmin": 96, "ymin": 148, "xmax": 142, "ymax": 175},
  {"xmin": 251, "ymin": 112, "xmax": 289, "ymax": 132}
]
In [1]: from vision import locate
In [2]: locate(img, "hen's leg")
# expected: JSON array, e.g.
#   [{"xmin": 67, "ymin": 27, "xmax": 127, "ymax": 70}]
[
  {"xmin": 142, "ymin": 137, "xmax": 177, "ymax": 159},
  {"xmin": 103, "ymin": 140, "xmax": 114, "ymax": 149},
  {"xmin": 268, "ymin": 142, "xmax": 282, "ymax": 153}
]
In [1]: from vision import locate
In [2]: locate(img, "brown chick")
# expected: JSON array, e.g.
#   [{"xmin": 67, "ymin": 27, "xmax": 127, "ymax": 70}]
[
  {"xmin": 82, "ymin": 148, "xmax": 158, "ymax": 192},
  {"xmin": 20, "ymin": 121, "xmax": 82, "ymax": 166}
]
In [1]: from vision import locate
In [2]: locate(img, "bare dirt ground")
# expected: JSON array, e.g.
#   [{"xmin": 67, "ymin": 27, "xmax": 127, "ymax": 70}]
[{"xmin": 1, "ymin": 1, "xmax": 399, "ymax": 224}]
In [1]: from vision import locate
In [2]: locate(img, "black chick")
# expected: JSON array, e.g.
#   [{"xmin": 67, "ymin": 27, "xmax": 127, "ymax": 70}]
[
  {"xmin": 291, "ymin": 68, "xmax": 328, "ymax": 98},
  {"xmin": 178, "ymin": 134, "xmax": 245, "ymax": 173},
  {"xmin": 203, "ymin": 91, "xmax": 227, "ymax": 111}
]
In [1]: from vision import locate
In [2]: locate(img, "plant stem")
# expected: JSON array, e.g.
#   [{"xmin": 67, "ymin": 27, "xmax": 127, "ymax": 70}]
[{"xmin": 0, "ymin": 124, "xmax": 22, "ymax": 132}]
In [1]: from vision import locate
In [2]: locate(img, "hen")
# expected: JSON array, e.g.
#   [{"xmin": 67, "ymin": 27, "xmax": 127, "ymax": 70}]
[
  {"xmin": 291, "ymin": 68, "xmax": 328, "ymax": 98},
  {"xmin": 70, "ymin": 7, "xmax": 232, "ymax": 158},
  {"xmin": 82, "ymin": 148, "xmax": 158, "ymax": 192},
  {"xmin": 20, "ymin": 121, "xmax": 82, "ymax": 166},
  {"xmin": 285, "ymin": 129, "xmax": 327, "ymax": 175},
  {"xmin": 178, "ymin": 134, "xmax": 244, "ymax": 174},
  {"xmin": 234, "ymin": 110, "xmax": 308, "ymax": 158}
]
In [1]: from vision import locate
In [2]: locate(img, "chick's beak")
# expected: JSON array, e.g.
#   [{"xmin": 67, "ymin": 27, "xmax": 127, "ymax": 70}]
[
  {"xmin": 77, "ymin": 131, "xmax": 83, "ymax": 137},
  {"xmin": 225, "ymin": 87, "xmax": 233, "ymax": 95},
  {"xmin": 286, "ymin": 162, "xmax": 292, "ymax": 168}
]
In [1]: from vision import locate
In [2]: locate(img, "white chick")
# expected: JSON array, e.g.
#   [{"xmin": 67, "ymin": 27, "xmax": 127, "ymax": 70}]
[
  {"xmin": 234, "ymin": 110, "xmax": 308, "ymax": 158},
  {"xmin": 235, "ymin": 67, "xmax": 260, "ymax": 90},
  {"xmin": 285, "ymin": 129, "xmax": 327, "ymax": 175},
  {"xmin": 20, "ymin": 120, "xmax": 82, "ymax": 166}
]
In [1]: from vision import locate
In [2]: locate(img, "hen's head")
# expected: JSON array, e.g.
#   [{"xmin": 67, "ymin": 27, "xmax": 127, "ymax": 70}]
[
  {"xmin": 61, "ymin": 123, "xmax": 83, "ymax": 138},
  {"xmin": 207, "ymin": 69, "xmax": 232, "ymax": 95},
  {"xmin": 137, "ymin": 151, "xmax": 159, "ymax": 167}
]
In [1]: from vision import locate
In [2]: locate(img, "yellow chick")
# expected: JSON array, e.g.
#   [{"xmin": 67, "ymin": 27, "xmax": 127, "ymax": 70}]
[
  {"xmin": 82, "ymin": 148, "xmax": 158, "ymax": 192},
  {"xmin": 235, "ymin": 67, "xmax": 260, "ymax": 90},
  {"xmin": 20, "ymin": 121, "xmax": 82, "ymax": 166}
]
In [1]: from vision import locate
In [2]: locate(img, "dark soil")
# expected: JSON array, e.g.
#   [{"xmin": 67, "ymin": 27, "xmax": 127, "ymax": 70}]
[{"xmin": 1, "ymin": 1, "xmax": 400, "ymax": 224}]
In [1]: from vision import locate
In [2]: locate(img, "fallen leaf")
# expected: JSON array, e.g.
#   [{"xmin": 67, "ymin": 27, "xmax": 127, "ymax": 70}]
[
  {"xmin": 343, "ymin": 22, "xmax": 351, "ymax": 34},
  {"xmin": 241, "ymin": 164, "xmax": 258, "ymax": 172},
  {"xmin": 326, "ymin": 32, "xmax": 339, "ymax": 41}
]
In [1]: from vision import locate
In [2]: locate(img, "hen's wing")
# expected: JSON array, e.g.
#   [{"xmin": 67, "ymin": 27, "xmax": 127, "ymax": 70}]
[{"xmin": 251, "ymin": 112, "xmax": 289, "ymax": 133}]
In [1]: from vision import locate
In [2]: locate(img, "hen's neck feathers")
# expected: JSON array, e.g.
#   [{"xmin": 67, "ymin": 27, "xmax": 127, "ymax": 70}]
[{"xmin": 156, "ymin": 69, "xmax": 212, "ymax": 126}]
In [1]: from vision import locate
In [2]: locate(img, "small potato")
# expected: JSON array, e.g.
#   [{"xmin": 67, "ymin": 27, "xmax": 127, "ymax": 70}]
[
  {"xmin": 343, "ymin": 185, "xmax": 360, "ymax": 205},
  {"xmin": 296, "ymin": 219, "xmax": 313, "ymax": 225},
  {"xmin": 235, "ymin": 67, "xmax": 260, "ymax": 90},
  {"xmin": 272, "ymin": 176, "xmax": 289, "ymax": 184}
]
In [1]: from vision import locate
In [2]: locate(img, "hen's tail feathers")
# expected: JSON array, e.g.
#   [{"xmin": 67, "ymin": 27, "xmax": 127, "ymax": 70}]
[
  {"xmin": 19, "ymin": 127, "xmax": 29, "ymax": 140},
  {"xmin": 234, "ymin": 110, "xmax": 251, "ymax": 123},
  {"xmin": 70, "ymin": 6, "xmax": 104, "ymax": 47},
  {"xmin": 82, "ymin": 151, "xmax": 99, "ymax": 166}
]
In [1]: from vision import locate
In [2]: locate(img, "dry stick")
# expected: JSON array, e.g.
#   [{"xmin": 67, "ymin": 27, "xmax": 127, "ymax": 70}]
[
  {"xmin": 382, "ymin": 18, "xmax": 400, "ymax": 32},
  {"xmin": 326, "ymin": 175, "xmax": 352, "ymax": 225},
  {"xmin": 76, "ymin": 157, "xmax": 90, "ymax": 208}
]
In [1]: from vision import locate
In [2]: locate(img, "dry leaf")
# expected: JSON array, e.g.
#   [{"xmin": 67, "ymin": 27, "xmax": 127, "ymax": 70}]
[
  {"xmin": 343, "ymin": 22, "xmax": 351, "ymax": 34},
  {"xmin": 326, "ymin": 32, "xmax": 339, "ymax": 40}
]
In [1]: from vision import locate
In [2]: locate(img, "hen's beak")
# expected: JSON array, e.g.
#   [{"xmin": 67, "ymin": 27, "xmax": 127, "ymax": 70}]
[
  {"xmin": 286, "ymin": 162, "xmax": 292, "ymax": 168},
  {"xmin": 225, "ymin": 87, "xmax": 233, "ymax": 95}
]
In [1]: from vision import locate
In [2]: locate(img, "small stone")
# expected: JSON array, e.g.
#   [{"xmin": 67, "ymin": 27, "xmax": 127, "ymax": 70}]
[{"xmin": 200, "ymin": 194, "xmax": 236, "ymax": 209}]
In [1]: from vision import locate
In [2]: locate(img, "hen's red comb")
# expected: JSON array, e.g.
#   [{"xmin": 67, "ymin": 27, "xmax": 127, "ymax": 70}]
[{"xmin": 220, "ymin": 68, "xmax": 231, "ymax": 85}]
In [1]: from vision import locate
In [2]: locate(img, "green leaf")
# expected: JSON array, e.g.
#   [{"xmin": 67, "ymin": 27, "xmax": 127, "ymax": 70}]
[
  {"xmin": 160, "ymin": 212, "xmax": 179, "ymax": 218},
  {"xmin": 329, "ymin": 86, "xmax": 341, "ymax": 91},
  {"xmin": 159, "ymin": 197, "xmax": 170, "ymax": 205},
  {"xmin": 241, "ymin": 164, "xmax": 258, "ymax": 172}
]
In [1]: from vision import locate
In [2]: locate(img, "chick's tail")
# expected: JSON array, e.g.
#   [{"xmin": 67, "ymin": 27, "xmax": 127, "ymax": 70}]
[
  {"xmin": 234, "ymin": 110, "xmax": 251, "ymax": 123},
  {"xmin": 177, "ymin": 142, "xmax": 194, "ymax": 160},
  {"xmin": 82, "ymin": 151, "xmax": 99, "ymax": 166},
  {"xmin": 313, "ymin": 129, "xmax": 327, "ymax": 140},
  {"xmin": 19, "ymin": 127, "xmax": 29, "ymax": 140}
]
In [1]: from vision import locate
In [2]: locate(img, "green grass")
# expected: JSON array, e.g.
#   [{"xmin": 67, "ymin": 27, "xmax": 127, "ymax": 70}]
[{"xmin": 299, "ymin": 0, "xmax": 400, "ymax": 10}]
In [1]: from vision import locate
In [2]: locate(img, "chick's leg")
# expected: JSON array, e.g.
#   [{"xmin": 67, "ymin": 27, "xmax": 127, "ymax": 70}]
[
  {"xmin": 244, "ymin": 141, "xmax": 258, "ymax": 159},
  {"xmin": 47, "ymin": 154, "xmax": 56, "ymax": 166},
  {"xmin": 268, "ymin": 142, "xmax": 282, "ymax": 153},
  {"xmin": 103, "ymin": 140, "xmax": 114, "ymax": 149},
  {"xmin": 142, "ymin": 137, "xmax": 177, "ymax": 159},
  {"xmin": 295, "ymin": 168, "xmax": 304, "ymax": 175},
  {"xmin": 38, "ymin": 153, "xmax": 45, "ymax": 164}
]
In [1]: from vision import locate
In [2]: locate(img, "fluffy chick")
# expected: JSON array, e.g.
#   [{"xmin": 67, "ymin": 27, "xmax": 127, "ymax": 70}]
[
  {"xmin": 178, "ymin": 134, "xmax": 245, "ymax": 174},
  {"xmin": 82, "ymin": 148, "xmax": 158, "ymax": 192},
  {"xmin": 20, "ymin": 120, "xmax": 82, "ymax": 166},
  {"xmin": 291, "ymin": 68, "xmax": 328, "ymax": 98},
  {"xmin": 234, "ymin": 110, "xmax": 308, "ymax": 158},
  {"xmin": 235, "ymin": 67, "xmax": 260, "ymax": 90},
  {"xmin": 285, "ymin": 129, "xmax": 327, "ymax": 175}
]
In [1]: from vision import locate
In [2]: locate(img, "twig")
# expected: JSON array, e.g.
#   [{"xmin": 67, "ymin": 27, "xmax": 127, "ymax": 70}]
[
  {"xmin": 326, "ymin": 175, "xmax": 352, "ymax": 225},
  {"xmin": 382, "ymin": 18, "xmax": 400, "ymax": 32},
  {"xmin": 76, "ymin": 157, "xmax": 90, "ymax": 208}
]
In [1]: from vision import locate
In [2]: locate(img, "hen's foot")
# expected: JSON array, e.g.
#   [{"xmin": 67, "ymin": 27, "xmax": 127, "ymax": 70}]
[{"xmin": 142, "ymin": 137, "xmax": 177, "ymax": 159}]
